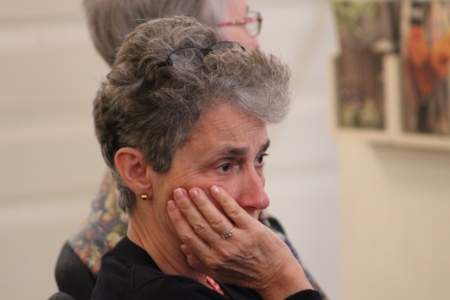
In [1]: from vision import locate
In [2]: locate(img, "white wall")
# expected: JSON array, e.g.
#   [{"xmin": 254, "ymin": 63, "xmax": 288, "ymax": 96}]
[
  {"xmin": 339, "ymin": 141, "xmax": 450, "ymax": 299},
  {"xmin": 0, "ymin": 0, "xmax": 342, "ymax": 299},
  {"xmin": 1, "ymin": 1, "xmax": 109, "ymax": 299}
]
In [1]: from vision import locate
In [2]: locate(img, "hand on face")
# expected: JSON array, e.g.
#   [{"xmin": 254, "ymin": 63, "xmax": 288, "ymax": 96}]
[{"xmin": 167, "ymin": 185, "xmax": 312, "ymax": 299}]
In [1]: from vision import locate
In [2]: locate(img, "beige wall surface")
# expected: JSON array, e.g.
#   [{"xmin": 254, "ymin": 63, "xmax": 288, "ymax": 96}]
[
  {"xmin": 1, "ymin": 0, "xmax": 342, "ymax": 299},
  {"xmin": 339, "ymin": 141, "xmax": 450, "ymax": 299},
  {"xmin": 1, "ymin": 0, "xmax": 109, "ymax": 299}
]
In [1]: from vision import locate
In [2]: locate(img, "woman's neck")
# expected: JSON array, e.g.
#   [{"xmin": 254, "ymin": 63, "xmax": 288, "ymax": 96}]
[{"xmin": 127, "ymin": 211, "xmax": 208, "ymax": 285}]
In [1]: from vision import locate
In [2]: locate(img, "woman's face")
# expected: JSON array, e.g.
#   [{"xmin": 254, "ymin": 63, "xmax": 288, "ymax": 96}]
[
  {"xmin": 218, "ymin": 0, "xmax": 260, "ymax": 50},
  {"xmin": 149, "ymin": 102, "xmax": 270, "ymax": 237}
]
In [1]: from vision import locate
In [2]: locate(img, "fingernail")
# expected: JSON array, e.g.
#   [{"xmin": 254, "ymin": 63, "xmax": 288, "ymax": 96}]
[
  {"xmin": 167, "ymin": 200, "xmax": 176, "ymax": 212},
  {"xmin": 189, "ymin": 188, "xmax": 198, "ymax": 199},
  {"xmin": 211, "ymin": 185, "xmax": 220, "ymax": 195},
  {"xmin": 173, "ymin": 188, "xmax": 183, "ymax": 200}
]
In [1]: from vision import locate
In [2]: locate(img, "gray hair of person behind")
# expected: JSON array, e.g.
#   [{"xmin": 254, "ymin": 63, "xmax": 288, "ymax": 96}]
[
  {"xmin": 93, "ymin": 16, "xmax": 291, "ymax": 213},
  {"xmin": 83, "ymin": 0, "xmax": 228, "ymax": 66}
]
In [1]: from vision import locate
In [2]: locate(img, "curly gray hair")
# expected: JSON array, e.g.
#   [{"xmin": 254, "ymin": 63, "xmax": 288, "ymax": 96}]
[{"xmin": 93, "ymin": 16, "xmax": 291, "ymax": 212}]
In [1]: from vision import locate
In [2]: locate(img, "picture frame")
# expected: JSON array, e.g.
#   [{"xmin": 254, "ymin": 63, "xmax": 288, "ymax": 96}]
[{"xmin": 330, "ymin": 0, "xmax": 450, "ymax": 151}]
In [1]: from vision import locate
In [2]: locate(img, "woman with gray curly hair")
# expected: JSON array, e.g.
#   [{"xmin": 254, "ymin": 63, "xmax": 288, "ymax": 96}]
[
  {"xmin": 56, "ymin": 1, "xmax": 328, "ymax": 299},
  {"xmin": 90, "ymin": 16, "xmax": 322, "ymax": 300}
]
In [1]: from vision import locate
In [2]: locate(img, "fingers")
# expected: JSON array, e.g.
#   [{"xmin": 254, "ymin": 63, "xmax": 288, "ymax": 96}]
[
  {"xmin": 169, "ymin": 187, "xmax": 232, "ymax": 248},
  {"xmin": 167, "ymin": 195, "xmax": 210, "ymax": 258},
  {"xmin": 187, "ymin": 187, "xmax": 234, "ymax": 237},
  {"xmin": 169, "ymin": 185, "xmax": 262, "ymax": 252},
  {"xmin": 209, "ymin": 186, "xmax": 255, "ymax": 229}
]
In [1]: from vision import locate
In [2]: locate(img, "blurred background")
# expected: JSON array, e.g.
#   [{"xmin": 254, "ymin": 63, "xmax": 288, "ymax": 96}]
[{"xmin": 1, "ymin": 0, "xmax": 449, "ymax": 299}]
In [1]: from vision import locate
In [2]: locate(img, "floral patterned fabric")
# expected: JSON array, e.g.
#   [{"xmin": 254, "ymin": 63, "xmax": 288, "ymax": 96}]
[
  {"xmin": 69, "ymin": 171, "xmax": 128, "ymax": 275},
  {"xmin": 69, "ymin": 170, "xmax": 328, "ymax": 299}
]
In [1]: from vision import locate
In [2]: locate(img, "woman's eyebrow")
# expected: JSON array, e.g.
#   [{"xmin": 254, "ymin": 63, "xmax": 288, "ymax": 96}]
[
  {"xmin": 260, "ymin": 139, "xmax": 270, "ymax": 152},
  {"xmin": 217, "ymin": 146, "xmax": 248, "ymax": 157},
  {"xmin": 216, "ymin": 139, "xmax": 270, "ymax": 157}
]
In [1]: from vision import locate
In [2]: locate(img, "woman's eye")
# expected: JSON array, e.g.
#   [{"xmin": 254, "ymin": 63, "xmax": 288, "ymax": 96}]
[
  {"xmin": 217, "ymin": 163, "xmax": 231, "ymax": 172},
  {"xmin": 256, "ymin": 153, "xmax": 267, "ymax": 165}
]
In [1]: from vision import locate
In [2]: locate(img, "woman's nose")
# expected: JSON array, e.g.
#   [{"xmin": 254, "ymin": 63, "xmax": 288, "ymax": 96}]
[{"xmin": 236, "ymin": 170, "xmax": 269, "ymax": 210}]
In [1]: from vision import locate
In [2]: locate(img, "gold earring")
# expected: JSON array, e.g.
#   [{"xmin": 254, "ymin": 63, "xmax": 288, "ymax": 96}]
[{"xmin": 141, "ymin": 193, "xmax": 148, "ymax": 201}]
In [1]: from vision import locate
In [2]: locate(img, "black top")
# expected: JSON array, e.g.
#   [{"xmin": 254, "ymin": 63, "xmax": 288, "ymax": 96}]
[{"xmin": 91, "ymin": 236, "xmax": 322, "ymax": 300}]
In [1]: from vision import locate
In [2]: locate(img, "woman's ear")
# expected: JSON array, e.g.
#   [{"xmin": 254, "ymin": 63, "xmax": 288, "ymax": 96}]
[{"xmin": 114, "ymin": 147, "xmax": 152, "ymax": 195}]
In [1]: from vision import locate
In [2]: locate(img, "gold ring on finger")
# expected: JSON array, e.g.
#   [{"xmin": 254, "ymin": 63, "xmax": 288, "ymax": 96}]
[{"xmin": 222, "ymin": 227, "xmax": 235, "ymax": 239}]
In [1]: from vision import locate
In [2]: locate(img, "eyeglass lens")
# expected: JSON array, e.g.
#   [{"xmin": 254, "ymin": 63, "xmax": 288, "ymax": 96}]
[
  {"xmin": 168, "ymin": 48, "xmax": 204, "ymax": 70},
  {"xmin": 246, "ymin": 11, "xmax": 261, "ymax": 37}
]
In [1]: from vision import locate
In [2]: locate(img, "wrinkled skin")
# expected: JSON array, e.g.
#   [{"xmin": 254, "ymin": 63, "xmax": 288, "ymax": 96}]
[{"xmin": 168, "ymin": 185, "xmax": 312, "ymax": 300}]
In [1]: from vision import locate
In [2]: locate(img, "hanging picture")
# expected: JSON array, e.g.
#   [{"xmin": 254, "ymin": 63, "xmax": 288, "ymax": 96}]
[
  {"xmin": 332, "ymin": 1, "xmax": 401, "ymax": 130},
  {"xmin": 401, "ymin": 0, "xmax": 450, "ymax": 135}
]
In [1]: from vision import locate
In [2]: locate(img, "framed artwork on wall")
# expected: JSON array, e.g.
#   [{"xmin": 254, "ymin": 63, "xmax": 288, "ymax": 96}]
[
  {"xmin": 330, "ymin": 0, "xmax": 450, "ymax": 151},
  {"xmin": 331, "ymin": 1, "xmax": 401, "ymax": 132},
  {"xmin": 401, "ymin": 0, "xmax": 450, "ymax": 135}
]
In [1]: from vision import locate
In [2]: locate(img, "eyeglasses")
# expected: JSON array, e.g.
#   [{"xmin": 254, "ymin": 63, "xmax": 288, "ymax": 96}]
[
  {"xmin": 162, "ymin": 41, "xmax": 246, "ymax": 71},
  {"xmin": 218, "ymin": 10, "xmax": 263, "ymax": 37}
]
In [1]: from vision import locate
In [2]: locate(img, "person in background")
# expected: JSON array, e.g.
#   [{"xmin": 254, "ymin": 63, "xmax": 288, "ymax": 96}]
[
  {"xmin": 91, "ymin": 15, "xmax": 321, "ymax": 300},
  {"xmin": 54, "ymin": 1, "xmax": 328, "ymax": 299}
]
